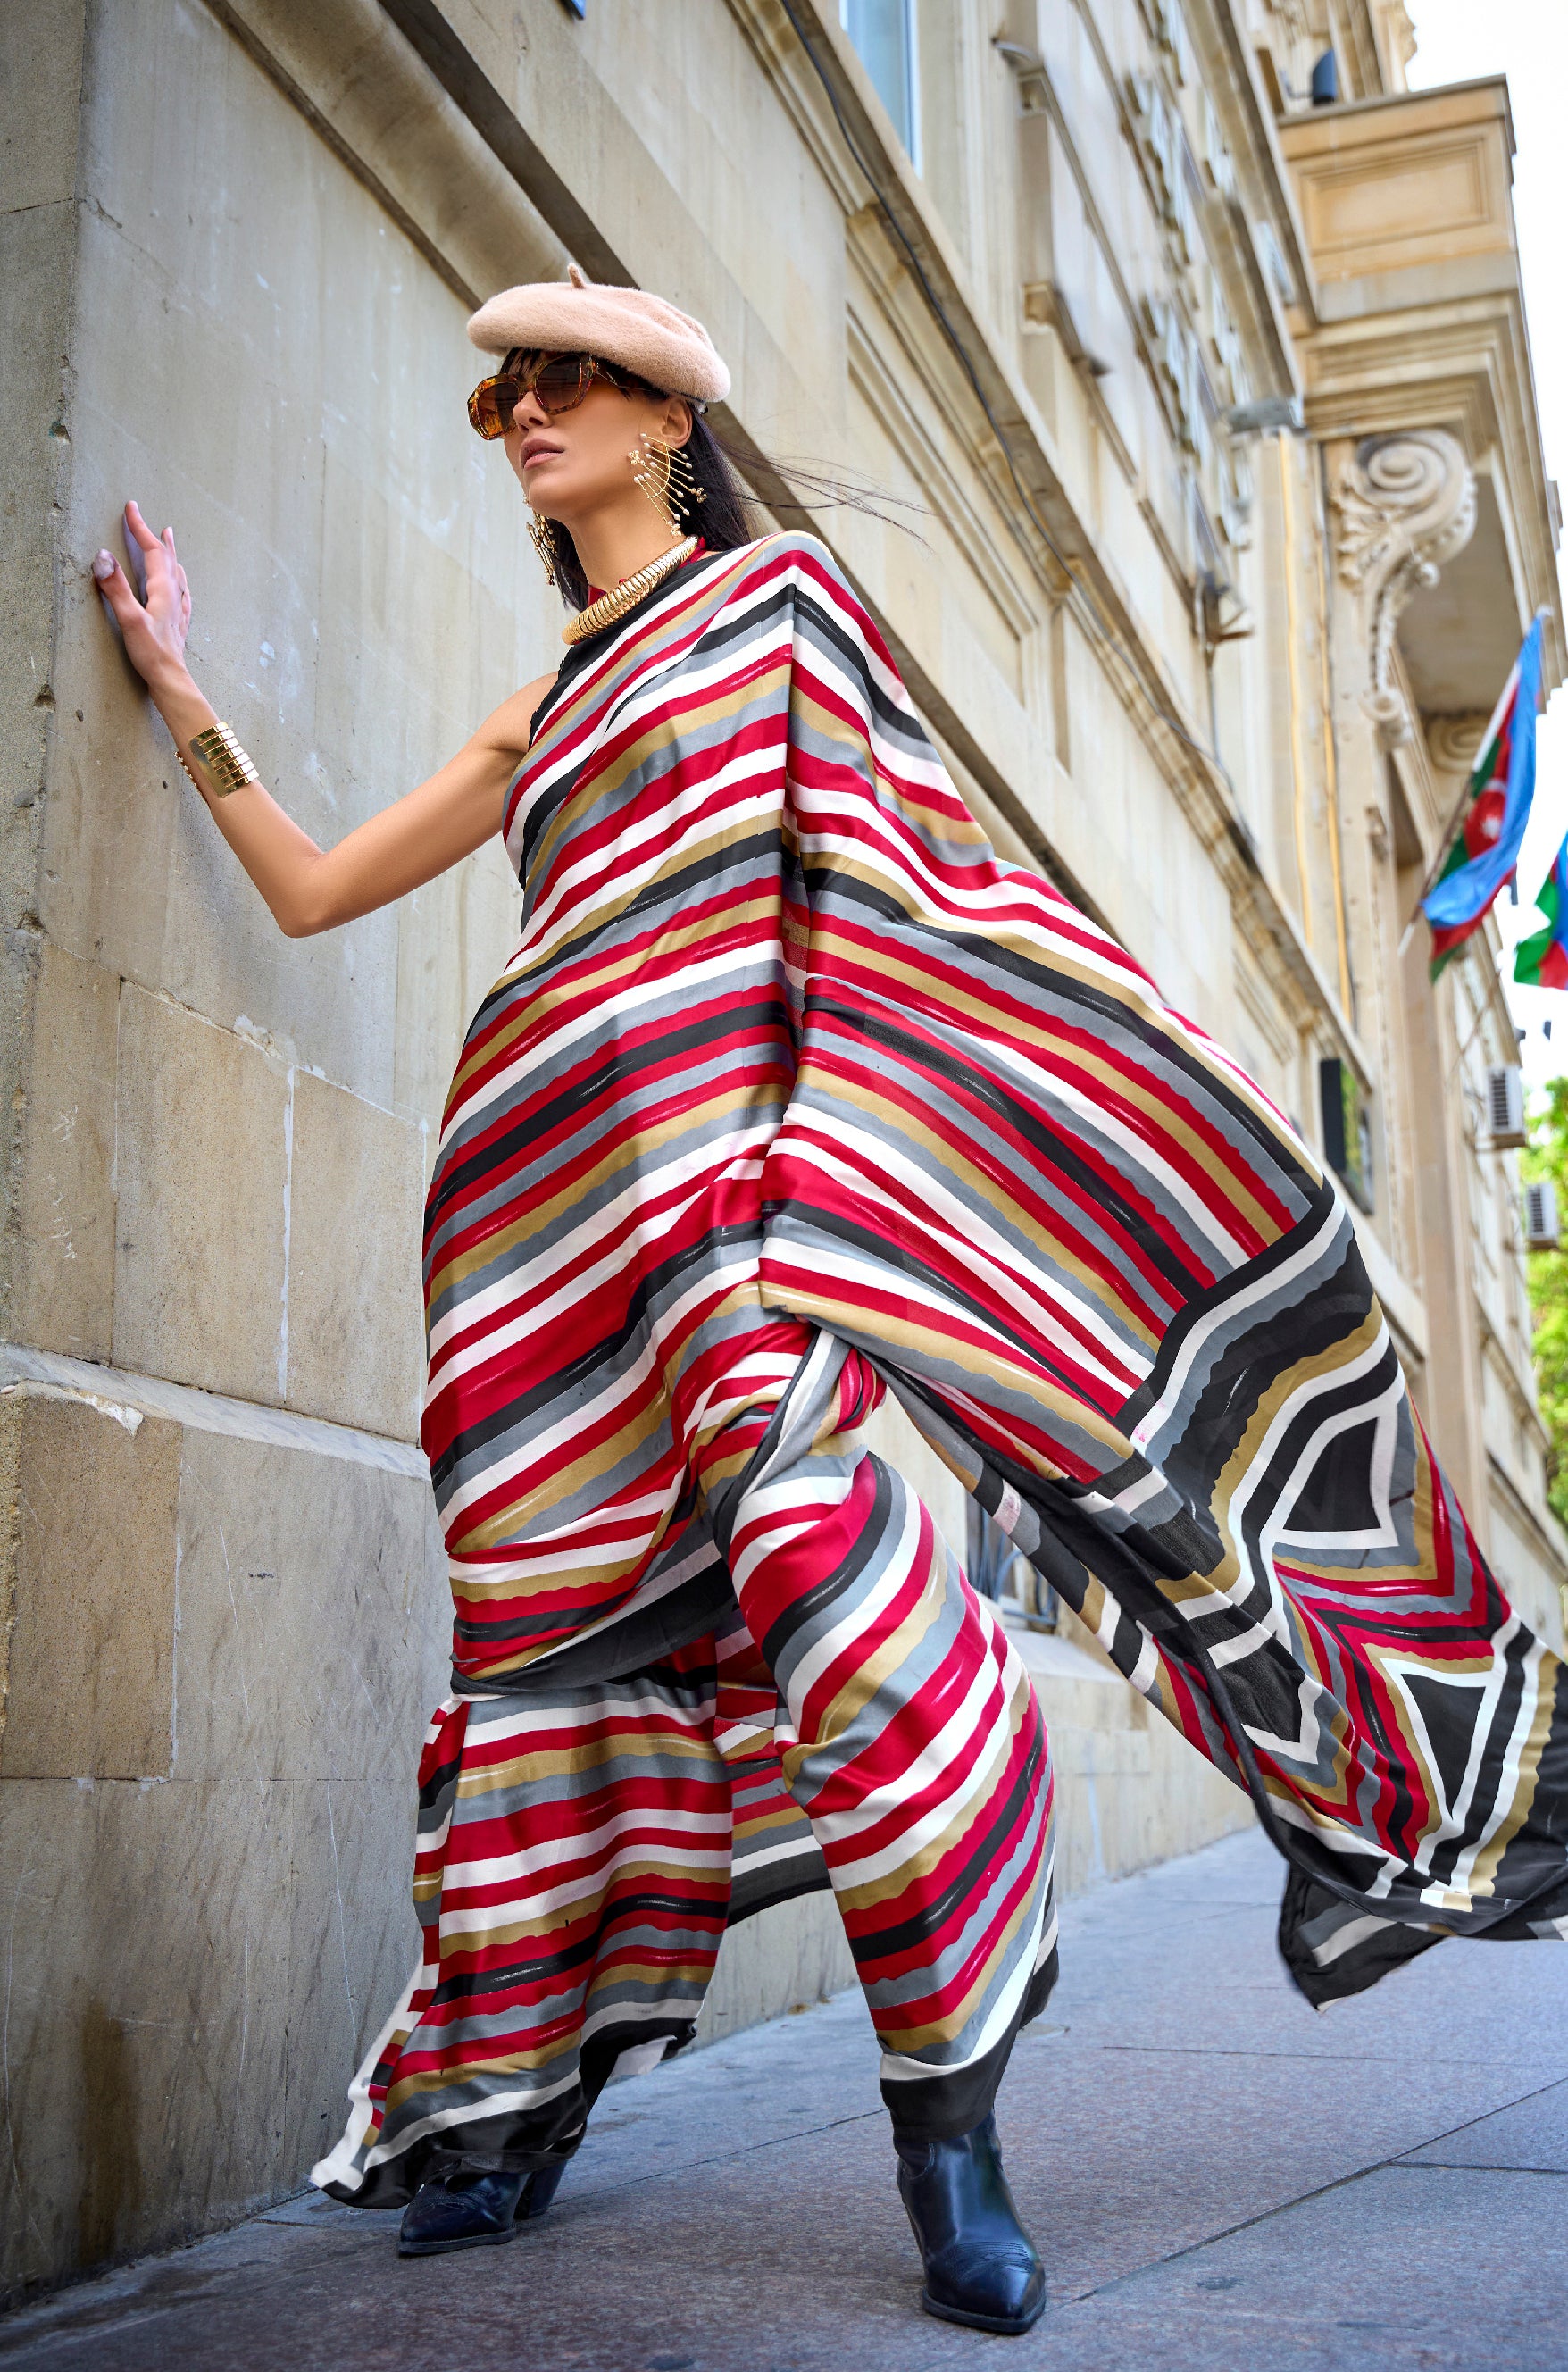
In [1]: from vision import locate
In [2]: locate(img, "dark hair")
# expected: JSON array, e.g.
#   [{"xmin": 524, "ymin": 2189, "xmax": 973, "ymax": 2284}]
[{"xmin": 547, "ymin": 410, "xmax": 756, "ymax": 610}]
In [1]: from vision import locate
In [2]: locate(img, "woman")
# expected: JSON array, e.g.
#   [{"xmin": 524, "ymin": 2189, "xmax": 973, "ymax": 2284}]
[{"xmin": 96, "ymin": 269, "xmax": 1568, "ymax": 2338}]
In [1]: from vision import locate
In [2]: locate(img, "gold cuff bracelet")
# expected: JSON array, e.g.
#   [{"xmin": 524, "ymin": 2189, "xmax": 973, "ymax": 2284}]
[{"xmin": 179, "ymin": 722, "xmax": 259, "ymax": 798}]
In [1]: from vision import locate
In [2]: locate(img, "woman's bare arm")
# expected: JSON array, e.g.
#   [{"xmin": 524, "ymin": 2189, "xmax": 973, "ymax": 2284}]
[{"xmin": 94, "ymin": 499, "xmax": 554, "ymax": 938}]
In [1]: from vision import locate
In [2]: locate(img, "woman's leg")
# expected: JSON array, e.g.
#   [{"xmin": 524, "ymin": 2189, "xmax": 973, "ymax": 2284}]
[
  {"xmin": 687, "ymin": 1321, "xmax": 1054, "ymax": 2331},
  {"xmin": 688, "ymin": 1323, "xmax": 1057, "ymax": 2143},
  {"xmin": 319, "ymin": 1310, "xmax": 1053, "ymax": 2315}
]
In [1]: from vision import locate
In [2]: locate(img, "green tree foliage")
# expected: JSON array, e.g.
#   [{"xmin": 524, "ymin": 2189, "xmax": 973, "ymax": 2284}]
[{"xmin": 1523, "ymin": 1076, "xmax": 1568, "ymax": 1524}]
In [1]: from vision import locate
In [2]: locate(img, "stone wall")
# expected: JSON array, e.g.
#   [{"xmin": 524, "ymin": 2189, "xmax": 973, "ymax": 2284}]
[
  {"xmin": 1, "ymin": 0, "xmax": 538, "ymax": 2295},
  {"xmin": 0, "ymin": 1355, "xmax": 445, "ymax": 2280}
]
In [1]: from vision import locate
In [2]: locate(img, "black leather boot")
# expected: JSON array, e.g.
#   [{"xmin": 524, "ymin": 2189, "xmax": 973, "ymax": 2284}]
[
  {"xmin": 396, "ymin": 2159, "xmax": 567, "ymax": 2257},
  {"xmin": 895, "ymin": 2114, "xmax": 1047, "ymax": 2334}
]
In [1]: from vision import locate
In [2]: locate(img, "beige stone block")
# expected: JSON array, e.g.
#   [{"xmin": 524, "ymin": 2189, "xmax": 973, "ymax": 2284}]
[
  {"xmin": 216, "ymin": 0, "xmax": 566, "ymax": 301},
  {"xmin": 0, "ymin": 1775, "xmax": 294, "ymax": 2300},
  {"xmin": 112, "ymin": 986, "xmax": 288, "ymax": 1402},
  {"xmin": 12, "ymin": 944, "xmax": 117, "ymax": 1361},
  {"xmin": 283, "ymin": 1775, "xmax": 424, "ymax": 2179},
  {"xmin": 863, "ymin": 1394, "xmax": 970, "ymax": 1570},
  {"xmin": 1039, "ymin": 1681, "xmax": 1252, "ymax": 1898},
  {"xmin": 0, "ymin": 1391, "xmax": 446, "ymax": 2293},
  {"xmin": 0, "ymin": 0, "xmax": 85, "ymax": 215},
  {"xmin": 285, "ymin": 1072, "xmax": 425, "ymax": 1440},
  {"xmin": 43, "ymin": 0, "xmax": 549, "ymax": 1110},
  {"xmin": 171, "ymin": 1424, "xmax": 447, "ymax": 1785},
  {"xmin": 0, "ymin": 1391, "xmax": 179, "ymax": 1781},
  {"xmin": 0, "ymin": 200, "xmax": 75, "ymax": 753},
  {"xmin": 171, "ymin": 1425, "xmax": 446, "ymax": 1784},
  {"xmin": 1281, "ymin": 84, "xmax": 1513, "ymax": 285},
  {"xmin": 0, "ymin": 190, "xmax": 79, "ymax": 1283},
  {"xmin": 696, "ymin": 1891, "xmax": 856, "ymax": 2049},
  {"xmin": 1005, "ymin": 1618, "xmax": 1254, "ymax": 1898},
  {"xmin": 43, "ymin": 283, "xmax": 399, "ymax": 1104}
]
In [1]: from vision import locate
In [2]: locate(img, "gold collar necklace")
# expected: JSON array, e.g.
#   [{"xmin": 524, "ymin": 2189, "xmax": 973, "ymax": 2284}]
[{"xmin": 562, "ymin": 535, "xmax": 701, "ymax": 647}]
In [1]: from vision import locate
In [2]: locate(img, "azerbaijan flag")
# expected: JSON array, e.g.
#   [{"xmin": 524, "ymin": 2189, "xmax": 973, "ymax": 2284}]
[
  {"xmin": 1515, "ymin": 836, "xmax": 1568, "ymax": 990},
  {"xmin": 1423, "ymin": 615, "xmax": 1543, "ymax": 979}
]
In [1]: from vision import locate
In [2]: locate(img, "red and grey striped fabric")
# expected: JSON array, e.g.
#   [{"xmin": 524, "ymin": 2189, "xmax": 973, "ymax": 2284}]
[
  {"xmin": 317, "ymin": 534, "xmax": 1568, "ymax": 2206},
  {"xmin": 317, "ymin": 1320, "xmax": 1056, "ymax": 2202}
]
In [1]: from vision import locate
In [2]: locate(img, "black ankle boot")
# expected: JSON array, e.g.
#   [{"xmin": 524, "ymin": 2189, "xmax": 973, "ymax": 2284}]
[
  {"xmin": 396, "ymin": 2159, "xmax": 567, "ymax": 2258},
  {"xmin": 895, "ymin": 2114, "xmax": 1046, "ymax": 2334}
]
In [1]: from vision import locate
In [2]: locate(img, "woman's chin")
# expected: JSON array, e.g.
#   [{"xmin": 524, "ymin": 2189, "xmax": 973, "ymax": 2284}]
[{"xmin": 521, "ymin": 468, "xmax": 580, "ymax": 515}]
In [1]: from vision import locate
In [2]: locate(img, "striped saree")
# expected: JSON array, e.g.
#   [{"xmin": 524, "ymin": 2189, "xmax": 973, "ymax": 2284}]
[{"xmin": 316, "ymin": 534, "xmax": 1568, "ymax": 2209}]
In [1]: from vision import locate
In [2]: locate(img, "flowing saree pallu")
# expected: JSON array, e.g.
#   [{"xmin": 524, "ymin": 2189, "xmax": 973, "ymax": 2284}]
[{"xmin": 320, "ymin": 530, "xmax": 1568, "ymax": 2207}]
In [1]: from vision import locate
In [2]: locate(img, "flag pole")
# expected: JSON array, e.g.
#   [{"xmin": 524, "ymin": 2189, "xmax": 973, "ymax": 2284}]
[{"xmin": 1394, "ymin": 644, "xmax": 1529, "ymax": 962}]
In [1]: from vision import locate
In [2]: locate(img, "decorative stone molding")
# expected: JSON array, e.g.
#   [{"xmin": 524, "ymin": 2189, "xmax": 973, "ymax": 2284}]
[
  {"xmin": 1426, "ymin": 713, "xmax": 1491, "ymax": 776},
  {"xmin": 1378, "ymin": 0, "xmax": 1419, "ymax": 80},
  {"xmin": 1333, "ymin": 430, "xmax": 1478, "ymax": 751}
]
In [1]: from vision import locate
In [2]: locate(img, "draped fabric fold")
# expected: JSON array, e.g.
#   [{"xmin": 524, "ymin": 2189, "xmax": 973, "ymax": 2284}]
[{"xmin": 316, "ymin": 532, "xmax": 1568, "ymax": 2207}]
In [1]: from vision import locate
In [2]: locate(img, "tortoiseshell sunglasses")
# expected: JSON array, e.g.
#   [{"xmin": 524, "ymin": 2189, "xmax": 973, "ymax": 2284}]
[{"xmin": 466, "ymin": 349, "xmax": 663, "ymax": 439}]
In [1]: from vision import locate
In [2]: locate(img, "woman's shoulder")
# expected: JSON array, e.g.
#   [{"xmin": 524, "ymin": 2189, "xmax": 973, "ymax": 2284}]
[{"xmin": 719, "ymin": 530, "xmax": 854, "ymax": 594}]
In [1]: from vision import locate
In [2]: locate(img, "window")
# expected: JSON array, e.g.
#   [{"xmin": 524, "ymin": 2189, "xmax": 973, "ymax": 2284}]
[
  {"xmin": 841, "ymin": 0, "xmax": 921, "ymax": 169},
  {"xmin": 1319, "ymin": 1057, "xmax": 1374, "ymax": 1214},
  {"xmin": 964, "ymin": 1498, "xmax": 1055, "ymax": 1629}
]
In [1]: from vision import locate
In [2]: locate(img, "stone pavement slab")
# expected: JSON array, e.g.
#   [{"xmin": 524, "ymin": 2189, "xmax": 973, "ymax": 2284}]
[
  {"xmin": 3, "ymin": 1828, "xmax": 1565, "ymax": 2371},
  {"xmin": 1400, "ymin": 2077, "xmax": 1568, "ymax": 2173}
]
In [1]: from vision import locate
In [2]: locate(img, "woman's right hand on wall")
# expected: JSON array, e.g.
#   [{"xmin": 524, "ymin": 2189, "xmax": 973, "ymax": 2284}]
[
  {"xmin": 93, "ymin": 499, "xmax": 194, "ymax": 694},
  {"xmin": 86, "ymin": 495, "xmax": 549, "ymax": 939}
]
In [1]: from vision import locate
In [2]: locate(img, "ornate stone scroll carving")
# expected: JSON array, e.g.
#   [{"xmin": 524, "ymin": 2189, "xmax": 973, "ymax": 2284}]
[
  {"xmin": 1426, "ymin": 713, "xmax": 1491, "ymax": 777},
  {"xmin": 1333, "ymin": 430, "xmax": 1478, "ymax": 751}
]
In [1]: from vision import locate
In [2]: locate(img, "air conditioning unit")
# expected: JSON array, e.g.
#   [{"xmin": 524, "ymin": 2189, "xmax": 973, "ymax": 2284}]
[
  {"xmin": 1486, "ymin": 1065, "xmax": 1528, "ymax": 1148},
  {"xmin": 1525, "ymin": 1180, "xmax": 1560, "ymax": 1251}
]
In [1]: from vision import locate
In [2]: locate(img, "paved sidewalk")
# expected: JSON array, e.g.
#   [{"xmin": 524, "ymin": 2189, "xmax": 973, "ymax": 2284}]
[{"xmin": 4, "ymin": 1828, "xmax": 1565, "ymax": 2371}]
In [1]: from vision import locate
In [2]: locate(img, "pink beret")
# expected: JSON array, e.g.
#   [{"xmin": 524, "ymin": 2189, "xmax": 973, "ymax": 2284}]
[{"xmin": 466, "ymin": 263, "xmax": 730, "ymax": 405}]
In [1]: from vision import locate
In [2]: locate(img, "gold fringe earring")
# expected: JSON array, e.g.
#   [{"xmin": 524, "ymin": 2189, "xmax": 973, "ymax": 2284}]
[
  {"xmin": 528, "ymin": 510, "xmax": 561, "ymax": 586},
  {"xmin": 629, "ymin": 434, "xmax": 705, "ymax": 541}
]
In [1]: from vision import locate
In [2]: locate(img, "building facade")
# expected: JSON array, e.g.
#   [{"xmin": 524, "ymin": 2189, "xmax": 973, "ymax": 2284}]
[{"xmin": 3, "ymin": 0, "xmax": 1562, "ymax": 2296}]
